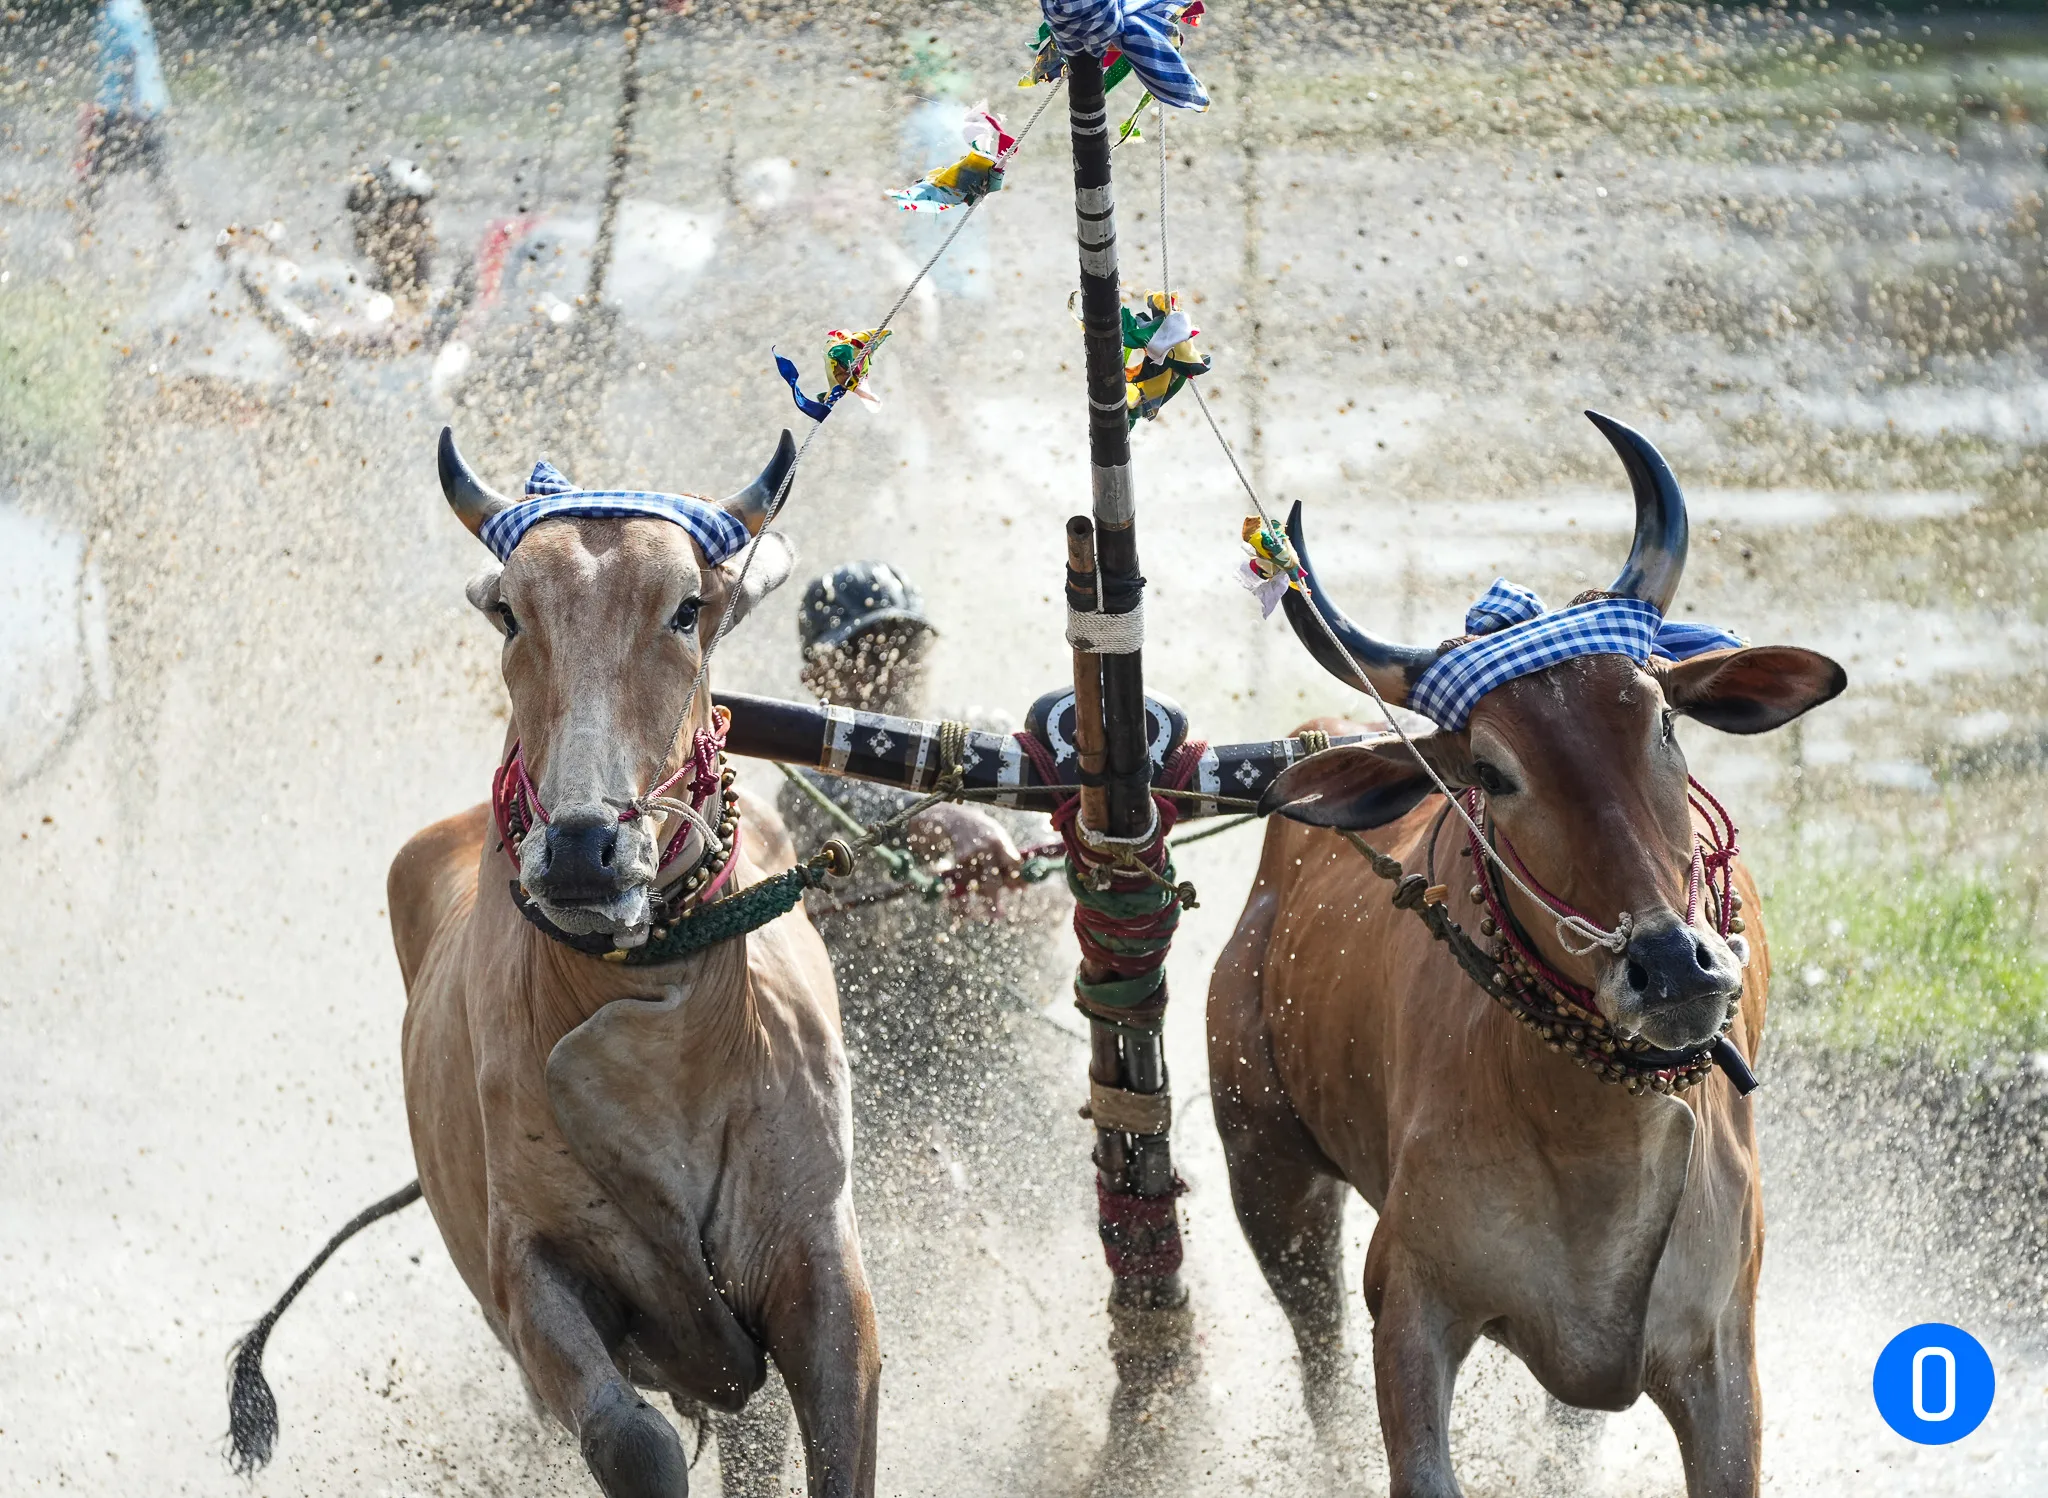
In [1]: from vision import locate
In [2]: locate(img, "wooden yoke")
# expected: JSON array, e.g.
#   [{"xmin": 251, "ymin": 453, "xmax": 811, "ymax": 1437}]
[{"xmin": 1064, "ymin": 52, "xmax": 1188, "ymax": 1320}]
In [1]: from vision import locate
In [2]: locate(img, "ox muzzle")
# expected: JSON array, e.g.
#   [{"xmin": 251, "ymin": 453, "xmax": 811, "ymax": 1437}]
[
  {"xmin": 1605, "ymin": 908, "xmax": 1744, "ymax": 1052},
  {"xmin": 521, "ymin": 804, "xmax": 661, "ymax": 940}
]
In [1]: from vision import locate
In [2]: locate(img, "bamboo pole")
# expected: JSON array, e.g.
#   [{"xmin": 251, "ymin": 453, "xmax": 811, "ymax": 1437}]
[{"xmin": 1064, "ymin": 51, "xmax": 1185, "ymax": 1318}]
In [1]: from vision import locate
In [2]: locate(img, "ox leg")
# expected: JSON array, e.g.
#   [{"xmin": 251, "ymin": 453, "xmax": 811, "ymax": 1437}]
[
  {"xmin": 1210, "ymin": 915, "xmax": 1359, "ymax": 1440},
  {"xmin": 1648, "ymin": 1300, "xmax": 1760, "ymax": 1498},
  {"xmin": 1225, "ymin": 1147, "xmax": 1354, "ymax": 1433},
  {"xmin": 1367, "ymin": 1246, "xmax": 1476, "ymax": 1498},
  {"xmin": 759, "ymin": 1238, "xmax": 880, "ymax": 1498},
  {"xmin": 504, "ymin": 1247, "xmax": 690, "ymax": 1498}
]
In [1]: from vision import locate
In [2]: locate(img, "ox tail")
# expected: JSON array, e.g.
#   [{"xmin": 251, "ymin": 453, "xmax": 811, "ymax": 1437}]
[{"xmin": 225, "ymin": 1178, "xmax": 424, "ymax": 1475}]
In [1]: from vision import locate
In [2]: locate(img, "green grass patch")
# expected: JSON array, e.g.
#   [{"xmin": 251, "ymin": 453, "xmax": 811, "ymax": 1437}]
[
  {"xmin": 0, "ymin": 279, "xmax": 107, "ymax": 457},
  {"xmin": 1767, "ymin": 860, "xmax": 2048, "ymax": 1060}
]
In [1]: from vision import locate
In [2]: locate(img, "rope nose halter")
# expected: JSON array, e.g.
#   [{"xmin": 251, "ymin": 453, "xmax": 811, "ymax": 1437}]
[
  {"xmin": 1464, "ymin": 774, "xmax": 1744, "ymax": 1017},
  {"xmin": 492, "ymin": 705, "xmax": 738, "ymax": 893}
]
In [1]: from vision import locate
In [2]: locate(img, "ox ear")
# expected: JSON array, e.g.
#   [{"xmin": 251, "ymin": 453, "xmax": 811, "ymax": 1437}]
[
  {"xmin": 1657, "ymin": 646, "xmax": 1846, "ymax": 735},
  {"xmin": 711, "ymin": 532, "xmax": 797, "ymax": 631},
  {"xmin": 465, "ymin": 565, "xmax": 510, "ymax": 634},
  {"xmin": 1258, "ymin": 735, "xmax": 1469, "ymax": 830}
]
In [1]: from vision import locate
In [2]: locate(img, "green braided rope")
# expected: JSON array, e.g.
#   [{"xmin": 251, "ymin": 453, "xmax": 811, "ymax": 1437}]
[
  {"xmin": 1067, "ymin": 851, "xmax": 1182, "ymax": 1012},
  {"xmin": 623, "ymin": 859, "xmax": 832, "ymax": 967}
]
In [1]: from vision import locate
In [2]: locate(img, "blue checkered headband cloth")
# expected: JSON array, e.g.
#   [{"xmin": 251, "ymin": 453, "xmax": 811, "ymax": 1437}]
[
  {"xmin": 1407, "ymin": 579, "xmax": 1746, "ymax": 729},
  {"xmin": 1040, "ymin": 0, "xmax": 1209, "ymax": 111},
  {"xmin": 478, "ymin": 459, "xmax": 751, "ymax": 565}
]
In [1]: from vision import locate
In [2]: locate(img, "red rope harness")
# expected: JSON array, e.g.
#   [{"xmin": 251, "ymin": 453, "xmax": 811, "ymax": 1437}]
[
  {"xmin": 491, "ymin": 707, "xmax": 734, "ymax": 878},
  {"xmin": 1464, "ymin": 774, "xmax": 1740, "ymax": 1015}
]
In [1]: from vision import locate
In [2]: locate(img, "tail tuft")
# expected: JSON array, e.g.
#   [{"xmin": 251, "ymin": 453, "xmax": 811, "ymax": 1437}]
[
  {"xmin": 225, "ymin": 1316, "xmax": 282, "ymax": 1474},
  {"xmin": 219, "ymin": 1179, "xmax": 423, "ymax": 1475}
]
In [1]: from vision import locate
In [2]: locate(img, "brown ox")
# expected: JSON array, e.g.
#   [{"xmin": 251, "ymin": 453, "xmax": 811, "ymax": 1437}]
[
  {"xmin": 389, "ymin": 430, "xmax": 877, "ymax": 1497},
  {"xmin": 1211, "ymin": 415, "xmax": 1845, "ymax": 1498}
]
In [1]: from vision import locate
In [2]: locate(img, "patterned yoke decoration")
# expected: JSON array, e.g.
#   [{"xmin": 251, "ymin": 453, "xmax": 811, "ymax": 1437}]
[
  {"xmin": 479, "ymin": 459, "xmax": 750, "ymax": 566},
  {"xmin": 1408, "ymin": 579, "xmax": 1746, "ymax": 730},
  {"xmin": 1031, "ymin": 0, "xmax": 1210, "ymax": 112}
]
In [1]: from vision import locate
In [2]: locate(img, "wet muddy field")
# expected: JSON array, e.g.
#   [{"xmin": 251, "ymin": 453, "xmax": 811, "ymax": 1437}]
[{"xmin": 3, "ymin": 3, "xmax": 2045, "ymax": 1494}]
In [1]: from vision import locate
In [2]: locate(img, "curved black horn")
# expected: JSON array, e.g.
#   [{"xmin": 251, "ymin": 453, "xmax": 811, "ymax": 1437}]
[
  {"xmin": 1586, "ymin": 411, "xmax": 1688, "ymax": 612},
  {"xmin": 437, "ymin": 426, "xmax": 513, "ymax": 539},
  {"xmin": 1280, "ymin": 501, "xmax": 1440, "ymax": 704},
  {"xmin": 723, "ymin": 428, "xmax": 797, "ymax": 536}
]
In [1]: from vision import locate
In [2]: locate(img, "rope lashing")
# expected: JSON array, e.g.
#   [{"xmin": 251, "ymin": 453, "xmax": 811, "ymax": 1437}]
[
  {"xmin": 1013, "ymin": 728, "xmax": 1203, "ymax": 1024},
  {"xmin": 1065, "ymin": 598, "xmax": 1145, "ymax": 654},
  {"xmin": 1096, "ymin": 1173, "xmax": 1189, "ymax": 1280}
]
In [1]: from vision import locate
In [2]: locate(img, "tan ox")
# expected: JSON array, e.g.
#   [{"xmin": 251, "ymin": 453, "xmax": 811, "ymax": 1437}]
[
  {"xmin": 391, "ymin": 429, "xmax": 876, "ymax": 1498},
  {"xmin": 1212, "ymin": 415, "xmax": 1844, "ymax": 1498}
]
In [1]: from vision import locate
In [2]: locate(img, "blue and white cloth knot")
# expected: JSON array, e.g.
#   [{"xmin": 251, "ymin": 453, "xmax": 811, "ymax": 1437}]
[
  {"xmin": 478, "ymin": 459, "xmax": 752, "ymax": 565},
  {"xmin": 1040, "ymin": 0, "xmax": 1209, "ymax": 111},
  {"xmin": 1407, "ymin": 579, "xmax": 1746, "ymax": 730}
]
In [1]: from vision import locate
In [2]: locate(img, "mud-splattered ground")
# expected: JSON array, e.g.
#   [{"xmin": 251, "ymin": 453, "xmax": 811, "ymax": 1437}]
[{"xmin": 3, "ymin": 5, "xmax": 2045, "ymax": 1495}]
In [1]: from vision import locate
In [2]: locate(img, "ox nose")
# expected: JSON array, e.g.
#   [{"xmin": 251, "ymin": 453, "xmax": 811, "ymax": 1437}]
[
  {"xmin": 534, "ymin": 808, "xmax": 625, "ymax": 902},
  {"xmin": 1623, "ymin": 912, "xmax": 1738, "ymax": 1010}
]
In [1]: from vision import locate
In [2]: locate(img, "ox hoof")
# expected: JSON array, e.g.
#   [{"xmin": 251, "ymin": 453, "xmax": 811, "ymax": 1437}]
[{"xmin": 581, "ymin": 1386, "xmax": 689, "ymax": 1498}]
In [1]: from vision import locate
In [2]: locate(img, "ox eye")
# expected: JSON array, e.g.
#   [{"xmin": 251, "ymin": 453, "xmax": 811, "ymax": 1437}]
[
  {"xmin": 1473, "ymin": 760, "xmax": 1514, "ymax": 796},
  {"xmin": 669, "ymin": 596, "xmax": 702, "ymax": 633},
  {"xmin": 495, "ymin": 603, "xmax": 520, "ymax": 638},
  {"xmin": 1660, "ymin": 708, "xmax": 1677, "ymax": 744}
]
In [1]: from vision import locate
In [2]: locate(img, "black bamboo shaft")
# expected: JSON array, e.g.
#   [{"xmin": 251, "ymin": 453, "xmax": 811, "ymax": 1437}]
[
  {"xmin": 1067, "ymin": 53, "xmax": 1151, "ymax": 842},
  {"xmin": 711, "ymin": 690, "xmax": 1359, "ymax": 813},
  {"xmin": 1066, "ymin": 50, "xmax": 1183, "ymax": 1313}
]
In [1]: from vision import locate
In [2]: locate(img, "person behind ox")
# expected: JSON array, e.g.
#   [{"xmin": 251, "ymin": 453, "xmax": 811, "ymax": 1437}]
[
  {"xmin": 80, "ymin": 0, "xmax": 183, "ymax": 227},
  {"xmin": 219, "ymin": 157, "xmax": 477, "ymax": 358},
  {"xmin": 776, "ymin": 563, "xmax": 1068, "ymax": 1109}
]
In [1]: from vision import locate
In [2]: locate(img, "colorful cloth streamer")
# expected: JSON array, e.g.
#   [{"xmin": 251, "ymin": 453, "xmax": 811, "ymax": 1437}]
[
  {"xmin": 1237, "ymin": 515, "xmax": 1306, "ymax": 618},
  {"xmin": 1024, "ymin": 0, "xmax": 1207, "ymax": 112},
  {"xmin": 774, "ymin": 327, "xmax": 893, "ymax": 422},
  {"xmin": 1121, "ymin": 290, "xmax": 1210, "ymax": 427},
  {"xmin": 888, "ymin": 107, "xmax": 1019, "ymax": 213}
]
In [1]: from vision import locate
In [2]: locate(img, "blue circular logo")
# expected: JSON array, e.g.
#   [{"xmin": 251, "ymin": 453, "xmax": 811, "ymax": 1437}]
[{"xmin": 1872, "ymin": 1324, "xmax": 1995, "ymax": 1444}]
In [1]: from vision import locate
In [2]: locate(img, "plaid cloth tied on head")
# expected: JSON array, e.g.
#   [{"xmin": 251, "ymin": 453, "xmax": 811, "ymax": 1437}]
[
  {"xmin": 1039, "ymin": 0, "xmax": 1210, "ymax": 111},
  {"xmin": 1408, "ymin": 579, "xmax": 1746, "ymax": 730},
  {"xmin": 478, "ymin": 459, "xmax": 751, "ymax": 565}
]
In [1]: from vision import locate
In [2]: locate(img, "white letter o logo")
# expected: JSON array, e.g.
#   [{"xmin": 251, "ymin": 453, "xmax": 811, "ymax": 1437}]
[{"xmin": 1911, "ymin": 1346, "xmax": 1956, "ymax": 1422}]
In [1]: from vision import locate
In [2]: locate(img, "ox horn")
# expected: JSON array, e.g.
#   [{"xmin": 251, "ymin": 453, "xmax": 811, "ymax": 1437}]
[
  {"xmin": 437, "ymin": 426, "xmax": 513, "ymax": 537},
  {"xmin": 1586, "ymin": 410, "xmax": 1688, "ymax": 613},
  {"xmin": 722, "ymin": 428, "xmax": 798, "ymax": 536},
  {"xmin": 1280, "ymin": 501, "xmax": 1441, "ymax": 704}
]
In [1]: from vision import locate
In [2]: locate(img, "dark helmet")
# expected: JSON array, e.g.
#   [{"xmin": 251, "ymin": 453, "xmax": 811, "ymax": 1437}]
[
  {"xmin": 345, "ymin": 157, "xmax": 435, "ymax": 214},
  {"xmin": 798, "ymin": 562, "xmax": 935, "ymax": 659}
]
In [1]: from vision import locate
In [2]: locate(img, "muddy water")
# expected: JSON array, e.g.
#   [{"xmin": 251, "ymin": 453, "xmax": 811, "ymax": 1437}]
[{"xmin": 3, "ymin": 6, "xmax": 2044, "ymax": 1495}]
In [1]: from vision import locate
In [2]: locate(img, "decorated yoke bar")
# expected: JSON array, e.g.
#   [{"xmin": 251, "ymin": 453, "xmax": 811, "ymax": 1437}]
[{"xmin": 713, "ymin": 688, "xmax": 1364, "ymax": 817}]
